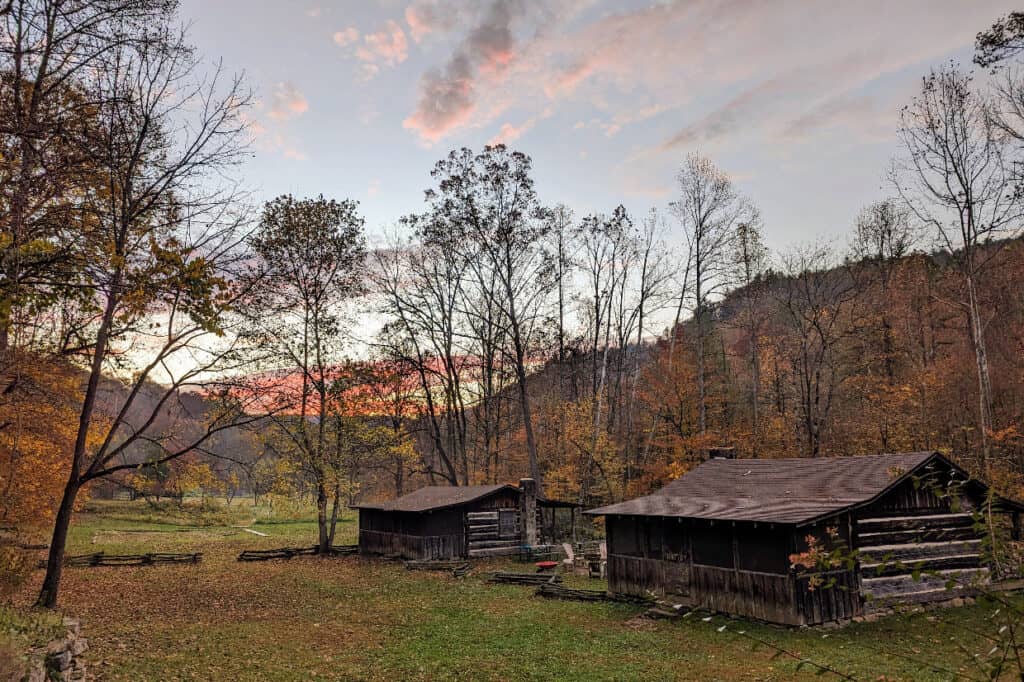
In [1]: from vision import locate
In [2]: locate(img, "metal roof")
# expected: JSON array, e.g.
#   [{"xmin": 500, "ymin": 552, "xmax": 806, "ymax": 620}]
[
  {"xmin": 351, "ymin": 484, "xmax": 517, "ymax": 513},
  {"xmin": 585, "ymin": 452, "xmax": 990, "ymax": 526}
]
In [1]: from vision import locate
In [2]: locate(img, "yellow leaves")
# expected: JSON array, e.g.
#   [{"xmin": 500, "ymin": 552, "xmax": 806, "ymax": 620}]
[{"xmin": 0, "ymin": 353, "xmax": 85, "ymax": 530}]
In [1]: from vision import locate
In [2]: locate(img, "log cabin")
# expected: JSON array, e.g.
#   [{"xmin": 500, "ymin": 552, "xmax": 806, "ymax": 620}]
[
  {"xmin": 353, "ymin": 478, "xmax": 578, "ymax": 560},
  {"xmin": 586, "ymin": 451, "xmax": 1023, "ymax": 625}
]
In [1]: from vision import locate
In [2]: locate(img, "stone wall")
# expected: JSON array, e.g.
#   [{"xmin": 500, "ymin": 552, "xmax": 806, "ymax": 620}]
[{"xmin": 23, "ymin": 618, "xmax": 87, "ymax": 682}]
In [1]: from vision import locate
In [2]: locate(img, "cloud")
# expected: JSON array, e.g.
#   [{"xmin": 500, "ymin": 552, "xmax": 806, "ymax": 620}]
[
  {"xmin": 333, "ymin": 27, "xmax": 359, "ymax": 47},
  {"xmin": 488, "ymin": 117, "xmax": 536, "ymax": 145},
  {"xmin": 398, "ymin": 0, "xmax": 1007, "ymax": 150},
  {"xmin": 356, "ymin": 20, "xmax": 409, "ymax": 67},
  {"xmin": 267, "ymin": 82, "xmax": 309, "ymax": 122},
  {"xmin": 243, "ymin": 82, "xmax": 310, "ymax": 161},
  {"xmin": 405, "ymin": 1, "xmax": 460, "ymax": 42},
  {"xmin": 404, "ymin": 0, "xmax": 526, "ymax": 142}
]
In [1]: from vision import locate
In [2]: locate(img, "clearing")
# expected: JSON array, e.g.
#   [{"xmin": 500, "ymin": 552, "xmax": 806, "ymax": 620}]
[{"xmin": 13, "ymin": 500, "xmax": 1016, "ymax": 681}]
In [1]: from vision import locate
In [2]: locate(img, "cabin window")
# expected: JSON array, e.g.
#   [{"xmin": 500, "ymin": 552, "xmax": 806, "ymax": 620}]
[
  {"xmin": 610, "ymin": 517, "xmax": 640, "ymax": 556},
  {"xmin": 691, "ymin": 524, "xmax": 734, "ymax": 568},
  {"xmin": 662, "ymin": 523, "xmax": 686, "ymax": 562},
  {"xmin": 498, "ymin": 509, "xmax": 517, "ymax": 538},
  {"xmin": 735, "ymin": 525, "xmax": 789, "ymax": 574},
  {"xmin": 643, "ymin": 519, "xmax": 663, "ymax": 559}
]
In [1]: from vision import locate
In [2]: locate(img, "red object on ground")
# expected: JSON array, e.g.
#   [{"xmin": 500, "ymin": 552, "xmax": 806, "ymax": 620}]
[{"xmin": 535, "ymin": 561, "xmax": 559, "ymax": 572}]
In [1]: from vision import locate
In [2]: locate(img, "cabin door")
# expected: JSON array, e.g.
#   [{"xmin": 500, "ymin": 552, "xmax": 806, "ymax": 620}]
[
  {"xmin": 663, "ymin": 525, "xmax": 690, "ymax": 597},
  {"xmin": 498, "ymin": 509, "xmax": 518, "ymax": 539}
]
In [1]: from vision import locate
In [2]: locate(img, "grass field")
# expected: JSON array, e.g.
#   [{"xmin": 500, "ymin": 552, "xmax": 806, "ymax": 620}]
[{"xmin": 10, "ymin": 500, "xmax": 1020, "ymax": 680}]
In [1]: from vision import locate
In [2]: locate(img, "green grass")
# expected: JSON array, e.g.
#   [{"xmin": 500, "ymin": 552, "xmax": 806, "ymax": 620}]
[{"xmin": 11, "ymin": 499, "xmax": 1022, "ymax": 680}]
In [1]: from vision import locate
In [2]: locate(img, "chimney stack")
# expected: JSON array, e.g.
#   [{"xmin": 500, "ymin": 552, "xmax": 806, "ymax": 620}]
[
  {"xmin": 519, "ymin": 478, "xmax": 538, "ymax": 546},
  {"xmin": 708, "ymin": 446, "xmax": 737, "ymax": 460}
]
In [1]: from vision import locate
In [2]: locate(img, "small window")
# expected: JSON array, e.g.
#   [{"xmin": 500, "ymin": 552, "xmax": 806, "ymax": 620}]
[
  {"xmin": 498, "ymin": 509, "xmax": 517, "ymax": 538},
  {"xmin": 691, "ymin": 525, "xmax": 734, "ymax": 568},
  {"xmin": 611, "ymin": 517, "xmax": 640, "ymax": 556}
]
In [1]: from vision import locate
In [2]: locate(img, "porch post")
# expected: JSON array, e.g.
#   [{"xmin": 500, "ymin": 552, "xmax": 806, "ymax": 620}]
[{"xmin": 519, "ymin": 478, "xmax": 538, "ymax": 546}]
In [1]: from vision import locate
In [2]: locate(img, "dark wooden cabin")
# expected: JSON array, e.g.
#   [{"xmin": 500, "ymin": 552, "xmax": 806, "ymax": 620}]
[
  {"xmin": 354, "ymin": 479, "xmax": 577, "ymax": 560},
  {"xmin": 587, "ymin": 452, "xmax": 1023, "ymax": 626}
]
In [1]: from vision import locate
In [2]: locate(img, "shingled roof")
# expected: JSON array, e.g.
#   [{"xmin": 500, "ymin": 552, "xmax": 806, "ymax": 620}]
[
  {"xmin": 351, "ymin": 484, "xmax": 519, "ymax": 513},
  {"xmin": 585, "ymin": 451, "xmax": 1003, "ymax": 526}
]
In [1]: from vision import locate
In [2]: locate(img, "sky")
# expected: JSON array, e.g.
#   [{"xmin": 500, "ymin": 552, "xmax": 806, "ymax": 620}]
[{"xmin": 178, "ymin": 0, "xmax": 1016, "ymax": 253}]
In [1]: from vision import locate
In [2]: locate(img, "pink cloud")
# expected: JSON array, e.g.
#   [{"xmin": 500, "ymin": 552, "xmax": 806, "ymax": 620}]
[
  {"xmin": 404, "ymin": 0, "xmax": 523, "ymax": 142},
  {"xmin": 488, "ymin": 119, "xmax": 533, "ymax": 145},
  {"xmin": 357, "ymin": 20, "xmax": 408, "ymax": 67},
  {"xmin": 267, "ymin": 82, "xmax": 309, "ymax": 122},
  {"xmin": 333, "ymin": 27, "xmax": 359, "ymax": 47}
]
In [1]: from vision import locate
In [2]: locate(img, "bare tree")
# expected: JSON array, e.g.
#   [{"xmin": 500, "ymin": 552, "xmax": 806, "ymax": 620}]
[
  {"xmin": 892, "ymin": 63, "xmax": 1022, "ymax": 470},
  {"xmin": 774, "ymin": 245, "xmax": 864, "ymax": 458},
  {"xmin": 850, "ymin": 200, "xmax": 915, "ymax": 382},
  {"xmin": 670, "ymin": 154, "xmax": 757, "ymax": 434},
  {"xmin": 415, "ymin": 146, "xmax": 554, "ymax": 491},
  {"xmin": 730, "ymin": 219, "xmax": 771, "ymax": 453},
  {"xmin": 374, "ymin": 239, "xmax": 467, "ymax": 486}
]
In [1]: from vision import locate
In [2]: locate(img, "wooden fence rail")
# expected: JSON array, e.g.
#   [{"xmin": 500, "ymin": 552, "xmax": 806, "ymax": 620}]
[
  {"xmin": 64, "ymin": 552, "xmax": 201, "ymax": 567},
  {"xmin": 237, "ymin": 545, "xmax": 358, "ymax": 561}
]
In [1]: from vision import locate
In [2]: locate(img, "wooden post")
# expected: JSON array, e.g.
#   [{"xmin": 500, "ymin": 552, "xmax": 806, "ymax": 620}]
[
  {"xmin": 520, "ymin": 478, "xmax": 538, "ymax": 546},
  {"xmin": 1012, "ymin": 511, "xmax": 1021, "ymax": 541},
  {"xmin": 571, "ymin": 507, "xmax": 576, "ymax": 543}
]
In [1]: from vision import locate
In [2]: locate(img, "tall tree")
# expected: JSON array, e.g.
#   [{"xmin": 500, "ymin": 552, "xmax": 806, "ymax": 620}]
[
  {"xmin": 0, "ymin": 0, "xmax": 172, "ymax": 351},
  {"xmin": 36, "ymin": 13, "xmax": 257, "ymax": 608},
  {"xmin": 415, "ymin": 145, "xmax": 554, "ymax": 491},
  {"xmin": 670, "ymin": 154, "xmax": 757, "ymax": 434},
  {"xmin": 892, "ymin": 64, "xmax": 1022, "ymax": 471},
  {"xmin": 730, "ymin": 219, "xmax": 771, "ymax": 454},
  {"xmin": 240, "ymin": 195, "xmax": 366, "ymax": 553},
  {"xmin": 774, "ymin": 245, "xmax": 864, "ymax": 458}
]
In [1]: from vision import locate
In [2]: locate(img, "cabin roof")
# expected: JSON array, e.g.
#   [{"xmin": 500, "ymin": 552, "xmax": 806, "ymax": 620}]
[
  {"xmin": 585, "ymin": 451, "xmax": 1021, "ymax": 526},
  {"xmin": 351, "ymin": 484, "xmax": 517, "ymax": 513}
]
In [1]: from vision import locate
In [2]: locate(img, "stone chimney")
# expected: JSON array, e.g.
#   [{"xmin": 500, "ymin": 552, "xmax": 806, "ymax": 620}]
[
  {"xmin": 708, "ymin": 446, "xmax": 737, "ymax": 460},
  {"xmin": 519, "ymin": 478, "xmax": 538, "ymax": 546}
]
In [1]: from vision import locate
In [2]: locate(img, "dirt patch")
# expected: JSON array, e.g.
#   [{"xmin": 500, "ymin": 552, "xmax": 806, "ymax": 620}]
[{"xmin": 91, "ymin": 529, "xmax": 238, "ymax": 544}]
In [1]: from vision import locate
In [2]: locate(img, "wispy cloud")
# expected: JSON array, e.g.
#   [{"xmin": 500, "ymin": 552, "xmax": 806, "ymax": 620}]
[
  {"xmin": 267, "ymin": 81, "xmax": 309, "ymax": 122},
  {"xmin": 333, "ymin": 27, "xmax": 359, "ymax": 47},
  {"xmin": 404, "ymin": 0, "xmax": 526, "ymax": 142}
]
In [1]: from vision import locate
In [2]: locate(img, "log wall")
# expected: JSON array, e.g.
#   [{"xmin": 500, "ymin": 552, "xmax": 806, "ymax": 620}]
[{"xmin": 358, "ymin": 529, "xmax": 463, "ymax": 560}]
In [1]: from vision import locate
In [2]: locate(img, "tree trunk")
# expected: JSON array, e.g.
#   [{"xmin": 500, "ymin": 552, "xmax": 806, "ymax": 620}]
[
  {"xmin": 696, "ymin": 303, "xmax": 707, "ymax": 434},
  {"xmin": 327, "ymin": 483, "xmax": 341, "ymax": 547},
  {"xmin": 965, "ymin": 273, "xmax": 994, "ymax": 471},
  {"xmin": 36, "ymin": 479, "xmax": 78, "ymax": 608},
  {"xmin": 316, "ymin": 480, "xmax": 329, "ymax": 552}
]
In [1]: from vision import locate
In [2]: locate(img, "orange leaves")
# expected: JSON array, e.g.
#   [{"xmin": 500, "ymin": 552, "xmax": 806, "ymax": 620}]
[{"xmin": 0, "ymin": 353, "xmax": 101, "ymax": 531}]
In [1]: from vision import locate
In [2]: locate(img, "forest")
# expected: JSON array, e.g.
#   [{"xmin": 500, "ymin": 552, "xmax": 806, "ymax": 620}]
[{"xmin": 1, "ymin": 0, "xmax": 1024, "ymax": 628}]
